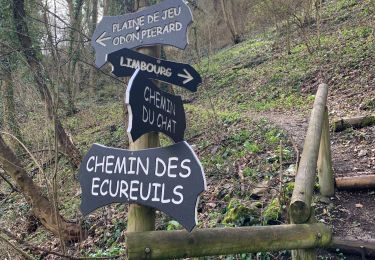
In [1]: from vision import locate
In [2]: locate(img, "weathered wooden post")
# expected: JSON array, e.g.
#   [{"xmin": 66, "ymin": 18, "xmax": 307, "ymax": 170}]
[
  {"xmin": 127, "ymin": 0, "xmax": 160, "ymax": 231},
  {"xmin": 290, "ymin": 83, "xmax": 329, "ymax": 224},
  {"xmin": 289, "ymin": 84, "xmax": 330, "ymax": 259},
  {"xmin": 317, "ymin": 106, "xmax": 334, "ymax": 197}
]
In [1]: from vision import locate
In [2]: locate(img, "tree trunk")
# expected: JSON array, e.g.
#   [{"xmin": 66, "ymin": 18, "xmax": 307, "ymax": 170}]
[
  {"xmin": 88, "ymin": 0, "xmax": 98, "ymax": 97},
  {"xmin": 66, "ymin": 0, "xmax": 84, "ymax": 115},
  {"xmin": 1, "ymin": 75, "xmax": 24, "ymax": 153},
  {"xmin": 103, "ymin": 0, "xmax": 110, "ymax": 16},
  {"xmin": 12, "ymin": 0, "xmax": 82, "ymax": 168},
  {"xmin": 219, "ymin": 0, "xmax": 240, "ymax": 44},
  {"xmin": 0, "ymin": 135, "xmax": 84, "ymax": 241}
]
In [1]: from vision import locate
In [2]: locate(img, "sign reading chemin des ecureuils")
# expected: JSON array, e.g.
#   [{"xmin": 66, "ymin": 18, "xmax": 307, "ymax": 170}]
[
  {"xmin": 126, "ymin": 69, "xmax": 186, "ymax": 143},
  {"xmin": 92, "ymin": 0, "xmax": 193, "ymax": 68},
  {"xmin": 79, "ymin": 142, "xmax": 206, "ymax": 232},
  {"xmin": 108, "ymin": 47, "xmax": 201, "ymax": 92}
]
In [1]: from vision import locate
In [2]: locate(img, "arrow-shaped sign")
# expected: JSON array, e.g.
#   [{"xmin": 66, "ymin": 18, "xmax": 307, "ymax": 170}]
[
  {"xmin": 79, "ymin": 142, "xmax": 206, "ymax": 232},
  {"xmin": 108, "ymin": 48, "xmax": 201, "ymax": 92},
  {"xmin": 92, "ymin": 0, "xmax": 193, "ymax": 68}
]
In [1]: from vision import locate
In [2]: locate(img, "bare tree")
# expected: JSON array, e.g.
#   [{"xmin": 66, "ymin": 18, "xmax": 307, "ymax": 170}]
[
  {"xmin": 12, "ymin": 0, "xmax": 82, "ymax": 168},
  {"xmin": 0, "ymin": 134, "xmax": 84, "ymax": 241}
]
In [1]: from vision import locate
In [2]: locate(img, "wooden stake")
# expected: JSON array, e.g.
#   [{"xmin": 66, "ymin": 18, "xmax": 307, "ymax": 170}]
[
  {"xmin": 317, "ymin": 106, "xmax": 334, "ymax": 197},
  {"xmin": 126, "ymin": 0, "xmax": 160, "ymax": 233},
  {"xmin": 290, "ymin": 84, "xmax": 329, "ymax": 224},
  {"xmin": 126, "ymin": 223, "xmax": 331, "ymax": 259},
  {"xmin": 291, "ymin": 209, "xmax": 318, "ymax": 260}
]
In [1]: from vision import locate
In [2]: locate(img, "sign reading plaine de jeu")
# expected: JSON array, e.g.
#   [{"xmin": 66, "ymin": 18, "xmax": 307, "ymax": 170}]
[
  {"xmin": 79, "ymin": 142, "xmax": 206, "ymax": 232},
  {"xmin": 92, "ymin": 0, "xmax": 193, "ymax": 68},
  {"xmin": 108, "ymin": 48, "xmax": 201, "ymax": 92},
  {"xmin": 126, "ymin": 69, "xmax": 186, "ymax": 143}
]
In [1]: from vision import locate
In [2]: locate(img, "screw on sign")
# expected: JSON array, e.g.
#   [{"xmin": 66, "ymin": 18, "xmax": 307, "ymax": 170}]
[
  {"xmin": 92, "ymin": 0, "xmax": 193, "ymax": 68},
  {"xmin": 78, "ymin": 142, "xmax": 206, "ymax": 232},
  {"xmin": 108, "ymin": 47, "xmax": 202, "ymax": 92},
  {"xmin": 125, "ymin": 69, "xmax": 186, "ymax": 143}
]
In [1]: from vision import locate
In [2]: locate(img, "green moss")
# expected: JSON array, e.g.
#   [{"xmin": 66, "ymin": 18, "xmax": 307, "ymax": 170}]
[
  {"xmin": 285, "ymin": 182, "xmax": 295, "ymax": 198},
  {"xmin": 223, "ymin": 199, "xmax": 260, "ymax": 226},
  {"xmin": 262, "ymin": 198, "xmax": 281, "ymax": 224}
]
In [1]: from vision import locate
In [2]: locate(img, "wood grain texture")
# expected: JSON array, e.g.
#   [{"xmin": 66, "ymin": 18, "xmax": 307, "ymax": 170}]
[
  {"xmin": 290, "ymin": 83, "xmax": 329, "ymax": 224},
  {"xmin": 126, "ymin": 223, "xmax": 331, "ymax": 259},
  {"xmin": 317, "ymin": 106, "xmax": 335, "ymax": 197}
]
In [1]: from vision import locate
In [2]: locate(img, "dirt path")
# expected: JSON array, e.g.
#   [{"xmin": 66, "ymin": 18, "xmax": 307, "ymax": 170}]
[{"xmin": 255, "ymin": 109, "xmax": 375, "ymax": 255}]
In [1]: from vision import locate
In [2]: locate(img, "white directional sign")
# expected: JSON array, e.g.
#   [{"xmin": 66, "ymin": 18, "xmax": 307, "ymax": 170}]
[{"xmin": 92, "ymin": 0, "xmax": 193, "ymax": 68}]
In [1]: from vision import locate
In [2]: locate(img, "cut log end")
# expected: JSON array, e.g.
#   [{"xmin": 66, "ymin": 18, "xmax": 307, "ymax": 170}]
[{"xmin": 289, "ymin": 200, "xmax": 310, "ymax": 224}]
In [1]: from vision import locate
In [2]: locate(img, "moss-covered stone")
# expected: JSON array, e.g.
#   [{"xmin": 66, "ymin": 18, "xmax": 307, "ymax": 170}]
[
  {"xmin": 262, "ymin": 198, "xmax": 281, "ymax": 224},
  {"xmin": 222, "ymin": 199, "xmax": 260, "ymax": 226}
]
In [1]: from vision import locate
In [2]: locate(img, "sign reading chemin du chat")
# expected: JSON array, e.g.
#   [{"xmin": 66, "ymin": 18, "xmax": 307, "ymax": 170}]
[
  {"xmin": 126, "ymin": 69, "xmax": 186, "ymax": 143},
  {"xmin": 92, "ymin": 0, "xmax": 193, "ymax": 68},
  {"xmin": 79, "ymin": 142, "xmax": 206, "ymax": 232}
]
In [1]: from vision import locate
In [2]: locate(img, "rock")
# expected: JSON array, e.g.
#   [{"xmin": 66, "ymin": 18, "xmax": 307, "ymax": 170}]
[
  {"xmin": 222, "ymin": 199, "xmax": 260, "ymax": 226},
  {"xmin": 318, "ymin": 196, "xmax": 331, "ymax": 204},
  {"xmin": 262, "ymin": 198, "xmax": 281, "ymax": 224},
  {"xmin": 355, "ymin": 203, "xmax": 363, "ymax": 208},
  {"xmin": 251, "ymin": 180, "xmax": 269, "ymax": 199},
  {"xmin": 206, "ymin": 203, "xmax": 217, "ymax": 208},
  {"xmin": 358, "ymin": 150, "xmax": 368, "ymax": 157}
]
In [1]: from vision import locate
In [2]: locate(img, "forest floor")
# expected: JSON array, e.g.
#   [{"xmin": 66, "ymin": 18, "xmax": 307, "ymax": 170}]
[{"xmin": 0, "ymin": 0, "xmax": 374, "ymax": 259}]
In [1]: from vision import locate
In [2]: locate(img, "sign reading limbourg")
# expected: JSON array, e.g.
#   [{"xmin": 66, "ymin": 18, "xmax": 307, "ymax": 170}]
[
  {"xmin": 126, "ymin": 69, "xmax": 186, "ymax": 143},
  {"xmin": 92, "ymin": 0, "xmax": 193, "ymax": 68},
  {"xmin": 108, "ymin": 48, "xmax": 201, "ymax": 92},
  {"xmin": 79, "ymin": 142, "xmax": 206, "ymax": 232}
]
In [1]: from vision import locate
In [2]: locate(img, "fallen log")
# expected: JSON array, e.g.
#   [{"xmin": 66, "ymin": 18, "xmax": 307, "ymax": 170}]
[
  {"xmin": 332, "ymin": 115, "xmax": 375, "ymax": 132},
  {"xmin": 335, "ymin": 175, "xmax": 375, "ymax": 190},
  {"xmin": 328, "ymin": 237, "xmax": 375, "ymax": 258}
]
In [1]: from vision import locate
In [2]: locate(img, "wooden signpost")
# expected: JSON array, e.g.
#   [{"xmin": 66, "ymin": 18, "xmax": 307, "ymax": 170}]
[
  {"xmin": 82, "ymin": 0, "xmax": 205, "ymax": 232},
  {"xmin": 126, "ymin": 69, "xmax": 186, "ymax": 143},
  {"xmin": 79, "ymin": 142, "xmax": 205, "ymax": 232},
  {"xmin": 108, "ymin": 47, "xmax": 202, "ymax": 92},
  {"xmin": 92, "ymin": 0, "xmax": 193, "ymax": 68}
]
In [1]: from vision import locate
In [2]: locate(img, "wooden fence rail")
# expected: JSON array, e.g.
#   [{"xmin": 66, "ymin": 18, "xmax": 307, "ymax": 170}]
[
  {"xmin": 126, "ymin": 223, "xmax": 331, "ymax": 259},
  {"xmin": 290, "ymin": 83, "xmax": 332, "ymax": 224}
]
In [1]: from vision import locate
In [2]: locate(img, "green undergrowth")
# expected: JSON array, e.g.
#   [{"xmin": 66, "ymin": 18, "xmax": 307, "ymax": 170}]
[{"xmin": 187, "ymin": 0, "xmax": 375, "ymax": 115}]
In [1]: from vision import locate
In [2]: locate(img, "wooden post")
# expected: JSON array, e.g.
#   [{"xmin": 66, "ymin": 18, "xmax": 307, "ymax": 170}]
[
  {"xmin": 291, "ymin": 210, "xmax": 318, "ymax": 260},
  {"xmin": 317, "ymin": 106, "xmax": 334, "ymax": 197},
  {"xmin": 290, "ymin": 84, "xmax": 328, "ymax": 224},
  {"xmin": 126, "ymin": 223, "xmax": 332, "ymax": 259},
  {"xmin": 127, "ymin": 0, "xmax": 160, "ymax": 233}
]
